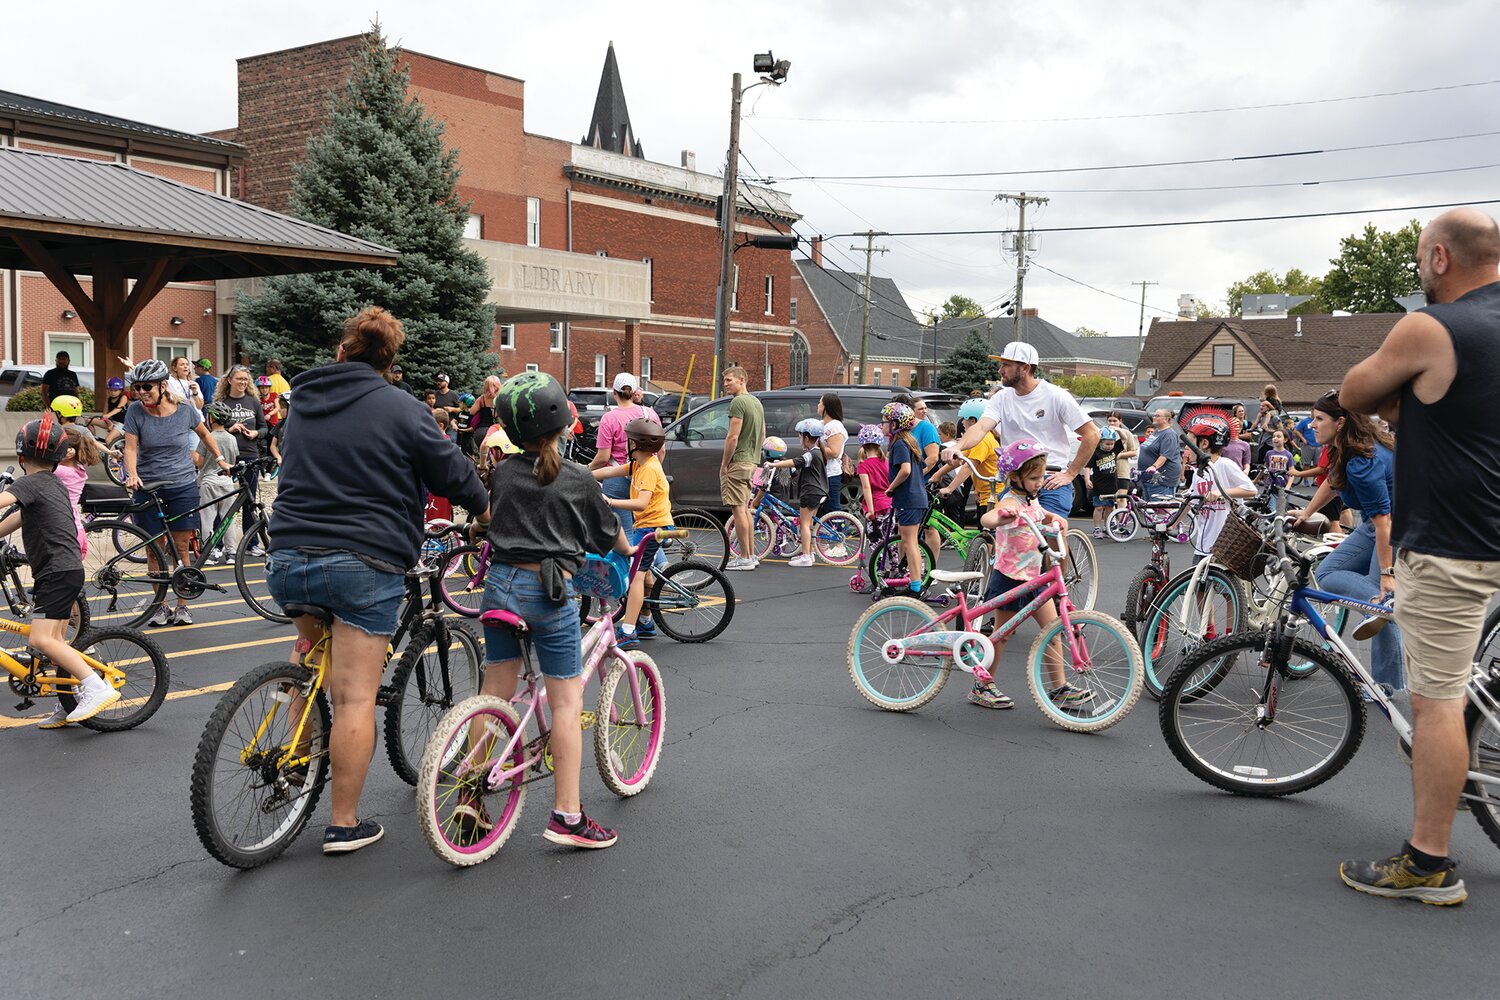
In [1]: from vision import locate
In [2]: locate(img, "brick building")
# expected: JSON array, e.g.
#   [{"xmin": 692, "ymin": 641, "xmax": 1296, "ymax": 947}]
[
  {"xmin": 0, "ymin": 91, "xmax": 243, "ymax": 374},
  {"xmin": 217, "ymin": 35, "xmax": 836, "ymax": 394}
]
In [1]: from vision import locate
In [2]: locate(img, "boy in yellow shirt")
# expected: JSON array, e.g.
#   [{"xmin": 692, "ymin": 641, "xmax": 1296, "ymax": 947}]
[
  {"xmin": 591, "ymin": 417, "xmax": 670, "ymax": 648},
  {"xmin": 937, "ymin": 428, "xmax": 1001, "ymax": 522}
]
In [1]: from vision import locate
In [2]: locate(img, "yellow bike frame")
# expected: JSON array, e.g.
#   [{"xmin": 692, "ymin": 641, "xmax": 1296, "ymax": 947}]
[
  {"xmin": 0, "ymin": 617, "xmax": 126, "ymax": 696},
  {"xmin": 238, "ymin": 628, "xmax": 332, "ymax": 772}
]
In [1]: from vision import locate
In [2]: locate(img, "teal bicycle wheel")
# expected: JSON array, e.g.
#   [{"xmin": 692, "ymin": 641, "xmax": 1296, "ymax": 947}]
[
  {"xmin": 1025, "ymin": 609, "xmax": 1144, "ymax": 732},
  {"xmin": 1140, "ymin": 566, "xmax": 1247, "ymax": 699},
  {"xmin": 847, "ymin": 596, "xmax": 947, "ymax": 711}
]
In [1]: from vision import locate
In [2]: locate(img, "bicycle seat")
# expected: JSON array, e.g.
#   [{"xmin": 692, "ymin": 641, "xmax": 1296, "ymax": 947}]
[
  {"xmin": 137, "ymin": 480, "xmax": 172, "ymax": 496},
  {"xmin": 929, "ymin": 569, "xmax": 983, "ymax": 585},
  {"xmin": 480, "ymin": 609, "xmax": 528, "ymax": 634},
  {"xmin": 283, "ymin": 603, "xmax": 334, "ymax": 626}
]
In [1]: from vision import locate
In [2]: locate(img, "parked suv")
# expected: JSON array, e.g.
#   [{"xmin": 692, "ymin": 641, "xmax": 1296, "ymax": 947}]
[
  {"xmin": 0, "ymin": 365, "xmax": 96, "ymax": 403},
  {"xmin": 659, "ymin": 384, "xmax": 964, "ymax": 510}
]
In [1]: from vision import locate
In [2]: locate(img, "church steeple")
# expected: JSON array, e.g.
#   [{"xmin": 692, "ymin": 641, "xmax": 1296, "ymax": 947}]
[{"xmin": 582, "ymin": 42, "xmax": 643, "ymax": 158}]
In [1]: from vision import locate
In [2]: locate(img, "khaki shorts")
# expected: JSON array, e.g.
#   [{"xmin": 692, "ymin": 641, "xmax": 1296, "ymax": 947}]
[
  {"xmin": 1394, "ymin": 549, "xmax": 1500, "ymax": 699},
  {"xmin": 720, "ymin": 461, "xmax": 757, "ymax": 507}
]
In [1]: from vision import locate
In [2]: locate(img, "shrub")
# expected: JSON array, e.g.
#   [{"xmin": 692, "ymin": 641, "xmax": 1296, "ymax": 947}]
[{"xmin": 7, "ymin": 386, "xmax": 97, "ymax": 412}]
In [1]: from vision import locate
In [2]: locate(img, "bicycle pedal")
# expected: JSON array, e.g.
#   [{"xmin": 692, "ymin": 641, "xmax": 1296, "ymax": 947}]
[
  {"xmin": 579, "ymin": 710, "xmax": 596, "ymax": 731},
  {"xmin": 374, "ymin": 685, "xmax": 396, "ymax": 707},
  {"xmin": 14, "ymin": 698, "xmax": 33, "ymax": 711}
]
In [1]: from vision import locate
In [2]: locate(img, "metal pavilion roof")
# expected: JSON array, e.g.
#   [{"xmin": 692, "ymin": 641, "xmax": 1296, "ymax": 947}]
[{"xmin": 0, "ymin": 145, "xmax": 398, "ymax": 280}]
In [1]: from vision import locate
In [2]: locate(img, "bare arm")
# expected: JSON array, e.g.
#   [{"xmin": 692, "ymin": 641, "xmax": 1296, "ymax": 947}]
[
  {"xmin": 608, "ymin": 488, "xmax": 652, "ymax": 513},
  {"xmin": 951, "ymin": 416, "xmax": 997, "ymax": 455},
  {"xmin": 192, "ymin": 422, "xmax": 231, "ymax": 471},
  {"xmin": 721, "ymin": 416, "xmax": 744, "ymax": 472},
  {"xmin": 1341, "ymin": 312, "xmax": 1455, "ymax": 423},
  {"xmin": 592, "ymin": 463, "xmax": 631, "ymax": 481}
]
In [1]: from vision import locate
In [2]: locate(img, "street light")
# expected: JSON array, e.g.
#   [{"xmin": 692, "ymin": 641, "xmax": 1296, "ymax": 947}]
[{"xmin": 713, "ymin": 51, "xmax": 791, "ymax": 397}]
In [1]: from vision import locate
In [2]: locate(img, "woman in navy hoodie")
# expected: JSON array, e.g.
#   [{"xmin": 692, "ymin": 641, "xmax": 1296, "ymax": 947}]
[{"xmin": 269, "ymin": 307, "xmax": 489, "ymax": 855}]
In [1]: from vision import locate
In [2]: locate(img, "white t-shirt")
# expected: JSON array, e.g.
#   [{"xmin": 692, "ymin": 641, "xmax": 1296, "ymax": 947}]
[
  {"xmin": 820, "ymin": 418, "xmax": 848, "ymax": 473},
  {"xmin": 1189, "ymin": 455, "xmax": 1255, "ymax": 556},
  {"xmin": 167, "ymin": 376, "xmax": 200, "ymax": 405},
  {"xmin": 980, "ymin": 380, "xmax": 1089, "ymax": 469}
]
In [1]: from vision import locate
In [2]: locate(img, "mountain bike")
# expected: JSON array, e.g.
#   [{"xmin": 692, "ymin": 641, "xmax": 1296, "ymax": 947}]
[
  {"xmin": 727, "ymin": 466, "xmax": 864, "ymax": 565},
  {"xmin": 415, "ymin": 531, "xmax": 674, "ymax": 866}
]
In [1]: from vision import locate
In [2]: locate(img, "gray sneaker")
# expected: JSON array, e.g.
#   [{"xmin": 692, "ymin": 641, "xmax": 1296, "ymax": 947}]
[
  {"xmin": 148, "ymin": 604, "xmax": 172, "ymax": 627},
  {"xmin": 172, "ymin": 605, "xmax": 194, "ymax": 626},
  {"xmin": 725, "ymin": 556, "xmax": 757, "ymax": 571}
]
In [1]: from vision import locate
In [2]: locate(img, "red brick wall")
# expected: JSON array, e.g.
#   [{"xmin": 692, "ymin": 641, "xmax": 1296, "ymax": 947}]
[
  {"xmin": 16, "ymin": 140, "xmax": 115, "ymax": 161},
  {"xmin": 788, "ymin": 268, "xmax": 848, "ymax": 383},
  {"xmin": 17, "ymin": 276, "xmax": 215, "ymax": 369},
  {"xmin": 128, "ymin": 157, "xmax": 220, "ymax": 192}
]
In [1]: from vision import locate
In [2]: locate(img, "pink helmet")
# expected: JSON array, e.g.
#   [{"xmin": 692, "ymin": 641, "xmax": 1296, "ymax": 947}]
[
  {"xmin": 996, "ymin": 439, "xmax": 1047, "ymax": 478},
  {"xmin": 881, "ymin": 401, "xmax": 916, "ymax": 433}
]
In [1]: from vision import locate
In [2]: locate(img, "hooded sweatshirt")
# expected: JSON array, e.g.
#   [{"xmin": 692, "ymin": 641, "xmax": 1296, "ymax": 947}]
[{"xmin": 270, "ymin": 363, "xmax": 488, "ymax": 570}]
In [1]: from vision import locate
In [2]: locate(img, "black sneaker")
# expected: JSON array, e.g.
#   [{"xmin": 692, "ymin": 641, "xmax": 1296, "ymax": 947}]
[
  {"xmin": 1339, "ymin": 849, "xmax": 1466, "ymax": 905},
  {"xmin": 322, "ymin": 819, "xmax": 385, "ymax": 855}
]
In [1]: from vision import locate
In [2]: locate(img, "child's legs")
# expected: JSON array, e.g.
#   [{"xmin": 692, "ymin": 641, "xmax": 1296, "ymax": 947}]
[
  {"xmin": 799, "ymin": 508, "xmax": 814, "ymax": 555},
  {"xmin": 622, "ymin": 571, "xmax": 648, "ymax": 625},
  {"xmin": 1032, "ymin": 600, "xmax": 1068, "ymax": 689},
  {"xmin": 29, "ymin": 617, "xmax": 91, "ymax": 681},
  {"xmin": 543, "ymin": 674, "xmax": 584, "ymax": 813},
  {"xmin": 898, "ymin": 522, "xmax": 921, "ymax": 574}
]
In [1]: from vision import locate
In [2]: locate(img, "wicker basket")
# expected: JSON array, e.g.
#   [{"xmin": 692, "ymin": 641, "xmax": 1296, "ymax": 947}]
[{"xmin": 1212, "ymin": 511, "xmax": 1271, "ymax": 581}]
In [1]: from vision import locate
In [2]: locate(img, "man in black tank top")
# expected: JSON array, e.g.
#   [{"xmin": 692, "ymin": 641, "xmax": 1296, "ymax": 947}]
[{"xmin": 1335, "ymin": 208, "xmax": 1500, "ymax": 905}]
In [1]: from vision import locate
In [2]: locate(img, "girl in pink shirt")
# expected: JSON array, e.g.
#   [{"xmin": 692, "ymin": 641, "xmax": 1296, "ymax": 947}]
[
  {"xmin": 57, "ymin": 426, "xmax": 99, "ymax": 557},
  {"xmin": 855, "ymin": 425, "xmax": 891, "ymax": 518}
]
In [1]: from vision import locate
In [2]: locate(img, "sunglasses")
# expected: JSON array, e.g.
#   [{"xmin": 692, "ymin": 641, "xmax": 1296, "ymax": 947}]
[{"xmin": 131, "ymin": 383, "xmax": 160, "ymax": 393}]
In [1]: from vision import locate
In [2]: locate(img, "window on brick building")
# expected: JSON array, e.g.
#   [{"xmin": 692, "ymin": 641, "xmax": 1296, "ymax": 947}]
[
  {"xmin": 594, "ymin": 354, "xmax": 606, "ymax": 387},
  {"xmin": 790, "ymin": 298, "xmax": 798, "ymax": 324},
  {"xmin": 153, "ymin": 338, "xmax": 196, "ymax": 367},
  {"xmin": 462, "ymin": 214, "xmax": 483, "ymax": 239},
  {"xmin": 46, "ymin": 334, "xmax": 93, "ymax": 369},
  {"xmin": 526, "ymin": 198, "xmax": 540, "ymax": 247},
  {"xmin": 525, "ymin": 363, "xmax": 539, "ymax": 373},
  {"xmin": 499, "ymin": 324, "xmax": 515, "ymax": 350},
  {"xmin": 643, "ymin": 258, "xmax": 653, "ymax": 302},
  {"xmin": 890, "ymin": 368, "xmax": 900, "ymax": 386},
  {"xmin": 790, "ymin": 333, "xmax": 809, "ymax": 384},
  {"xmin": 764, "ymin": 276, "xmax": 774, "ymax": 315},
  {"xmin": 731, "ymin": 265, "xmax": 739, "ymax": 312},
  {"xmin": 550, "ymin": 322, "xmax": 564, "ymax": 353},
  {"xmin": 873, "ymin": 367, "xmax": 881, "ymax": 385},
  {"xmin": 640, "ymin": 357, "xmax": 652, "ymax": 381}
]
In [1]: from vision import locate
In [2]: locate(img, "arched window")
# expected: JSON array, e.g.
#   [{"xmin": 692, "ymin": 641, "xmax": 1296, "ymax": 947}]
[{"xmin": 790, "ymin": 332, "xmax": 810, "ymax": 385}]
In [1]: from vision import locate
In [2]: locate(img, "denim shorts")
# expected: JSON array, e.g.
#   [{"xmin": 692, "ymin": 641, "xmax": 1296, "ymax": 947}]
[
  {"xmin": 983, "ymin": 568, "xmax": 1031, "ymax": 613},
  {"xmin": 894, "ymin": 505, "xmax": 927, "ymax": 527},
  {"xmin": 133, "ymin": 481, "xmax": 202, "ymax": 535},
  {"xmin": 266, "ymin": 548, "xmax": 406, "ymax": 637},
  {"xmin": 628, "ymin": 527, "xmax": 662, "ymax": 577},
  {"xmin": 482, "ymin": 563, "xmax": 584, "ymax": 680}
]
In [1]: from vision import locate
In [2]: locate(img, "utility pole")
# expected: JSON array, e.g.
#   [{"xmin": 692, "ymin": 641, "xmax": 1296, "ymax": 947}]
[
  {"xmin": 850, "ymin": 230, "xmax": 888, "ymax": 384},
  {"xmin": 995, "ymin": 192, "xmax": 1049, "ymax": 343},
  {"xmin": 930, "ymin": 312, "xmax": 939, "ymax": 387},
  {"xmin": 711, "ymin": 73, "xmax": 744, "ymax": 398},
  {"xmin": 1131, "ymin": 279, "xmax": 1159, "ymax": 389}
]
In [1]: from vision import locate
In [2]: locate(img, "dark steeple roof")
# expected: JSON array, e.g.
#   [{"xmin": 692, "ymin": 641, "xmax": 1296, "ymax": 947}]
[{"xmin": 582, "ymin": 42, "xmax": 643, "ymax": 158}]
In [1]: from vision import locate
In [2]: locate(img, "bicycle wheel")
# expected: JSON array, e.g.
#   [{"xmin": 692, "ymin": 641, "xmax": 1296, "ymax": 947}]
[
  {"xmin": 814, "ymin": 511, "xmax": 864, "ymax": 566},
  {"xmin": 867, "ymin": 536, "xmax": 936, "ymax": 588},
  {"xmin": 596, "ymin": 650, "xmax": 666, "ymax": 795},
  {"xmin": 81, "ymin": 519, "xmax": 168, "ymax": 629},
  {"xmin": 1464, "ymin": 682, "xmax": 1500, "ymax": 850},
  {"xmin": 104, "ymin": 450, "xmax": 127, "ymax": 488},
  {"xmin": 1140, "ymin": 566, "xmax": 1247, "ymax": 699},
  {"xmin": 1120, "ymin": 565, "xmax": 1166, "ymax": 642},
  {"xmin": 847, "ymin": 596, "xmax": 948, "ymax": 711},
  {"xmin": 236, "ymin": 519, "xmax": 289, "ymax": 624},
  {"xmin": 190, "ymin": 661, "xmax": 331, "ymax": 869},
  {"xmin": 650, "ymin": 559, "xmax": 735, "ymax": 642},
  {"xmin": 1062, "ymin": 529, "xmax": 1099, "ymax": 611},
  {"xmin": 1105, "ymin": 508, "xmax": 1139, "ymax": 543},
  {"xmin": 961, "ymin": 534, "xmax": 995, "ymax": 602},
  {"xmin": 1158, "ymin": 632, "xmax": 1364, "ymax": 796},
  {"xmin": 384, "ymin": 622, "xmax": 484, "ymax": 785},
  {"xmin": 416, "ymin": 695, "xmax": 528, "ymax": 867},
  {"xmin": 54, "ymin": 627, "xmax": 169, "ymax": 731},
  {"xmin": 662, "ymin": 507, "xmax": 729, "ymax": 571},
  {"xmin": 728, "ymin": 511, "xmax": 777, "ymax": 560},
  {"xmin": 437, "ymin": 545, "xmax": 486, "ymax": 618},
  {"xmin": 1025, "ymin": 609, "xmax": 1144, "ymax": 733}
]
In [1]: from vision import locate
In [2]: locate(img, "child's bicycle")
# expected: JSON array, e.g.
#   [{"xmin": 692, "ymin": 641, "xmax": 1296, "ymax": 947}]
[
  {"xmin": 727, "ymin": 466, "xmax": 864, "ymax": 565},
  {"xmin": 1105, "ymin": 475, "xmax": 1193, "ymax": 543},
  {"xmin": 1119, "ymin": 491, "xmax": 1201, "ymax": 641},
  {"xmin": 1, "ymin": 543, "xmax": 169, "ymax": 731},
  {"xmin": 847, "ymin": 458, "xmax": 1143, "ymax": 732},
  {"xmin": 414, "ymin": 530, "xmax": 676, "ymax": 866}
]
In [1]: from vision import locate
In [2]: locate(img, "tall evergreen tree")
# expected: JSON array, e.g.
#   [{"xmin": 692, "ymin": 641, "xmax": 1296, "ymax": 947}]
[
  {"xmin": 236, "ymin": 25, "xmax": 495, "ymax": 387},
  {"xmin": 935, "ymin": 330, "xmax": 998, "ymax": 396}
]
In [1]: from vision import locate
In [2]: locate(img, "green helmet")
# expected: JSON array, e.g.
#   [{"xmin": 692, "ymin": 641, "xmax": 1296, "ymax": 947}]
[
  {"xmin": 205, "ymin": 401, "xmax": 232, "ymax": 424},
  {"xmin": 494, "ymin": 372, "xmax": 570, "ymax": 444}
]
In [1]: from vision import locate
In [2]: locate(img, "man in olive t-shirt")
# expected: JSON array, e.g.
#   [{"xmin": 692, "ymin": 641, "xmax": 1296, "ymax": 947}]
[{"xmin": 720, "ymin": 366, "xmax": 764, "ymax": 570}]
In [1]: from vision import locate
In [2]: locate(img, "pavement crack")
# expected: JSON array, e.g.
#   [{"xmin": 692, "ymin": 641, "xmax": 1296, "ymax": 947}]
[{"xmin": 4, "ymin": 856, "xmax": 213, "ymax": 941}]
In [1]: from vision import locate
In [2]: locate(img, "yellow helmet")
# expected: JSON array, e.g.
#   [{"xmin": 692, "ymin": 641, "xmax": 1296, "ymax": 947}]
[{"xmin": 49, "ymin": 394, "xmax": 82, "ymax": 419}]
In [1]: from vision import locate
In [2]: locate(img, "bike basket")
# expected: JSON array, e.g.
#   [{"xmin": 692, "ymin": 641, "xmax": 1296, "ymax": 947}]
[
  {"xmin": 574, "ymin": 552, "xmax": 630, "ymax": 601},
  {"xmin": 1211, "ymin": 511, "xmax": 1271, "ymax": 581},
  {"xmin": 80, "ymin": 482, "xmax": 130, "ymax": 516}
]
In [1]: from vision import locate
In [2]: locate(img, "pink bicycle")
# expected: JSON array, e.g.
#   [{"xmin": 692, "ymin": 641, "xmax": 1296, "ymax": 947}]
[
  {"xmin": 415, "ymin": 531, "xmax": 678, "ymax": 866},
  {"xmin": 847, "ymin": 471, "xmax": 1143, "ymax": 732}
]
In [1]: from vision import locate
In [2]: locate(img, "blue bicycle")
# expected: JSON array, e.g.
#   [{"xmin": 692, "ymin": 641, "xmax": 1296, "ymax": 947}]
[{"xmin": 728, "ymin": 466, "xmax": 863, "ymax": 566}]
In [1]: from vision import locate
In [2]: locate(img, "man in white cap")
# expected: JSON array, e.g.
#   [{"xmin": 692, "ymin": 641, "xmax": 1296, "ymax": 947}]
[
  {"xmin": 947, "ymin": 341, "xmax": 1099, "ymax": 520},
  {"xmin": 590, "ymin": 371, "xmax": 660, "ymax": 532}
]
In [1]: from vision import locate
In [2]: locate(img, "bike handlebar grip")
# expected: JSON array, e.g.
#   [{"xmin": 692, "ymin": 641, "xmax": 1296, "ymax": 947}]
[{"xmin": 655, "ymin": 528, "xmax": 688, "ymax": 540}]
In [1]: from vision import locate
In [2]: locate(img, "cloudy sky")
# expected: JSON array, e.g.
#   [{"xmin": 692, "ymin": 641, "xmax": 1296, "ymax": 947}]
[{"xmin": 9, "ymin": 0, "xmax": 1498, "ymax": 343}]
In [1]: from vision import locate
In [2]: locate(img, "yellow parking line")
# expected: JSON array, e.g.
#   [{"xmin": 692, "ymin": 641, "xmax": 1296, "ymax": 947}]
[
  {"xmin": 0, "ymin": 680, "xmax": 239, "ymax": 729},
  {"xmin": 91, "ymin": 586, "xmax": 270, "ymax": 622}
]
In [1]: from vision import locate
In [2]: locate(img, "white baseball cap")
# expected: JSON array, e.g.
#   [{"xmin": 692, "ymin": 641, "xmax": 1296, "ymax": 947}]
[
  {"xmin": 998, "ymin": 341, "xmax": 1039, "ymax": 367},
  {"xmin": 612, "ymin": 372, "xmax": 638, "ymax": 393}
]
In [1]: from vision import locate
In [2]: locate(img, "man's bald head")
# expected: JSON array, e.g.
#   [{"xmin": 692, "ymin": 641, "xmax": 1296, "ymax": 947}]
[{"xmin": 1423, "ymin": 208, "xmax": 1500, "ymax": 270}]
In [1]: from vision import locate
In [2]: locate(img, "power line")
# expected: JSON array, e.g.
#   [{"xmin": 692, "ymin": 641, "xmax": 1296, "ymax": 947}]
[
  {"xmin": 762, "ymin": 128, "xmax": 1500, "ymax": 182},
  {"xmin": 751, "ymin": 78, "xmax": 1500, "ymax": 126},
  {"xmin": 1032, "ymin": 263, "xmax": 1177, "ymax": 316},
  {"xmin": 823, "ymin": 197, "xmax": 1500, "ymax": 237}
]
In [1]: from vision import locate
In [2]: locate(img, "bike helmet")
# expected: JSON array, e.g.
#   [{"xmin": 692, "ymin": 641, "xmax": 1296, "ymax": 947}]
[
  {"xmin": 762, "ymin": 435, "xmax": 788, "ymax": 459},
  {"xmin": 16, "ymin": 412, "xmax": 67, "ymax": 464},
  {"xmin": 127, "ymin": 358, "xmax": 169, "ymax": 384},
  {"xmin": 957, "ymin": 398, "xmax": 987, "ymax": 421},
  {"xmin": 794, "ymin": 417, "xmax": 825, "ymax": 439},
  {"xmin": 996, "ymin": 439, "xmax": 1048, "ymax": 478},
  {"xmin": 856, "ymin": 424, "xmax": 886, "ymax": 447},
  {"xmin": 206, "ymin": 401, "xmax": 232, "ymax": 423},
  {"xmin": 459, "ymin": 392, "xmax": 476, "ymax": 406},
  {"xmin": 1188, "ymin": 414, "xmax": 1231, "ymax": 450},
  {"xmin": 483, "ymin": 423, "xmax": 522, "ymax": 457},
  {"xmin": 49, "ymin": 394, "xmax": 82, "ymax": 419},
  {"xmin": 494, "ymin": 371, "xmax": 570, "ymax": 444},
  {"xmin": 881, "ymin": 401, "xmax": 916, "ymax": 433},
  {"xmin": 625, "ymin": 416, "xmax": 666, "ymax": 454},
  {"xmin": 256, "ymin": 375, "xmax": 272, "ymax": 388},
  {"xmin": 1099, "ymin": 426, "xmax": 1119, "ymax": 441},
  {"xmin": 106, "ymin": 377, "xmax": 125, "ymax": 391}
]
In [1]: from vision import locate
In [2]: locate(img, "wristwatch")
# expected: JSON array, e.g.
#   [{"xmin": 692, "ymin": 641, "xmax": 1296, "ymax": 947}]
[{"xmin": 1381, "ymin": 567, "xmax": 1396, "ymax": 576}]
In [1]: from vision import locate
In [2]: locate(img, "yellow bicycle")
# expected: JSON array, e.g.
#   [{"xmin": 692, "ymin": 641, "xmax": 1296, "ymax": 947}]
[{"xmin": 2, "ymin": 611, "xmax": 170, "ymax": 732}]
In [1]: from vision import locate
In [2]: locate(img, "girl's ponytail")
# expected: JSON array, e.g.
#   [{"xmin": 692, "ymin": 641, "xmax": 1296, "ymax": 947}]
[{"xmin": 533, "ymin": 432, "xmax": 563, "ymax": 486}]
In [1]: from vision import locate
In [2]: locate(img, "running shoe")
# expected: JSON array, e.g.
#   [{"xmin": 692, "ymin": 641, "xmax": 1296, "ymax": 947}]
[
  {"xmin": 454, "ymin": 793, "xmax": 494, "ymax": 844},
  {"xmin": 725, "ymin": 556, "xmax": 757, "ymax": 571},
  {"xmin": 1339, "ymin": 849, "xmax": 1466, "ymax": 905},
  {"xmin": 37, "ymin": 705, "xmax": 70, "ymax": 729},
  {"xmin": 1092, "ymin": 528, "xmax": 1104, "ymax": 539},
  {"xmin": 64, "ymin": 683, "xmax": 120, "ymax": 724},
  {"xmin": 967, "ymin": 682, "xmax": 1014, "ymax": 709},
  {"xmin": 1049, "ymin": 683, "xmax": 1093, "ymax": 707},
  {"xmin": 788, "ymin": 553, "xmax": 814, "ymax": 567},
  {"xmin": 635, "ymin": 617, "xmax": 657, "ymax": 639},
  {"xmin": 171, "ymin": 606, "xmax": 194, "ymax": 626},
  {"xmin": 322, "ymin": 819, "xmax": 385, "ymax": 854},
  {"xmin": 543, "ymin": 810, "xmax": 618, "ymax": 849},
  {"xmin": 614, "ymin": 626, "xmax": 639, "ymax": 650},
  {"xmin": 148, "ymin": 604, "xmax": 172, "ymax": 627},
  {"xmin": 248, "ymin": 544, "xmax": 267, "ymax": 557}
]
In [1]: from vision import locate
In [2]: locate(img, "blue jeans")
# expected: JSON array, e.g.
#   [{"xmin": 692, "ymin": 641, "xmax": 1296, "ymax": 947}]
[
  {"xmin": 1318, "ymin": 519, "xmax": 1404, "ymax": 691},
  {"xmin": 1141, "ymin": 468, "xmax": 1177, "ymax": 501},
  {"xmin": 819, "ymin": 473, "xmax": 842, "ymax": 516},
  {"xmin": 481, "ymin": 564, "xmax": 583, "ymax": 679},
  {"xmin": 267, "ymin": 548, "xmax": 406, "ymax": 637},
  {"xmin": 601, "ymin": 475, "xmax": 633, "ymax": 532},
  {"xmin": 1039, "ymin": 484, "xmax": 1074, "ymax": 520}
]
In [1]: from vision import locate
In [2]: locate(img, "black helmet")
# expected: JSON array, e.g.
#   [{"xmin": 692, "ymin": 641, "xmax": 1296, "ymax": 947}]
[
  {"xmin": 1188, "ymin": 414, "xmax": 1232, "ymax": 450},
  {"xmin": 625, "ymin": 417, "xmax": 666, "ymax": 454},
  {"xmin": 17, "ymin": 412, "xmax": 67, "ymax": 464},
  {"xmin": 494, "ymin": 372, "xmax": 570, "ymax": 444}
]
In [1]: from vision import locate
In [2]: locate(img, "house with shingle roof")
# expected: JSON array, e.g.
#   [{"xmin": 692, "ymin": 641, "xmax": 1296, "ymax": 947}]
[{"xmin": 1137, "ymin": 313, "xmax": 1401, "ymax": 406}]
